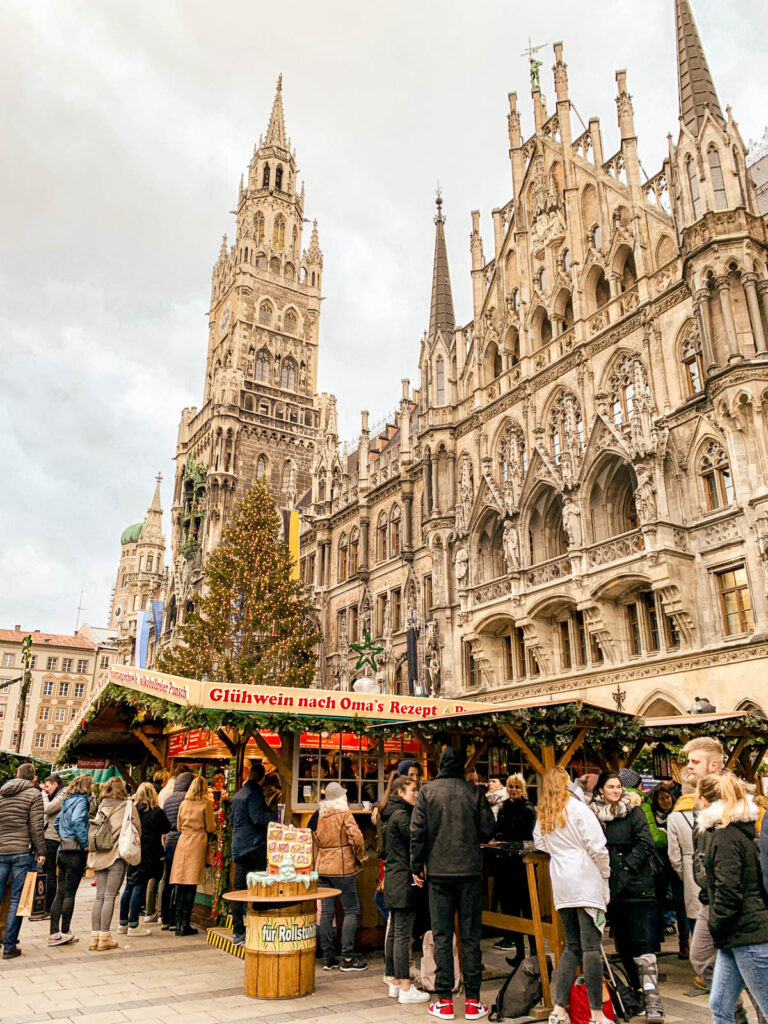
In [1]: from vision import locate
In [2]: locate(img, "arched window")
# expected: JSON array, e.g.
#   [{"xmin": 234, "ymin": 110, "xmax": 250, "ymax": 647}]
[
  {"xmin": 145, "ymin": 555, "xmax": 153, "ymax": 572},
  {"xmin": 700, "ymin": 442, "xmax": 734, "ymax": 510},
  {"xmin": 273, "ymin": 215, "xmax": 285, "ymax": 250},
  {"xmin": 687, "ymin": 156, "xmax": 702, "ymax": 219},
  {"xmin": 254, "ymin": 212, "xmax": 264, "ymax": 246},
  {"xmin": 281, "ymin": 359, "xmax": 296, "ymax": 389},
  {"xmin": 255, "ymin": 350, "xmax": 270, "ymax": 382},
  {"xmin": 498, "ymin": 425, "xmax": 526, "ymax": 487},
  {"xmin": 377, "ymin": 511, "xmax": 388, "ymax": 561},
  {"xmin": 284, "ymin": 309, "xmax": 297, "ymax": 334},
  {"xmin": 338, "ymin": 533, "xmax": 348, "ymax": 581},
  {"xmin": 390, "ymin": 505, "xmax": 402, "ymax": 557},
  {"xmin": 244, "ymin": 246, "xmax": 249, "ymax": 263},
  {"xmin": 259, "ymin": 301, "xmax": 273, "ymax": 326},
  {"xmin": 435, "ymin": 356, "xmax": 445, "ymax": 404},
  {"xmin": 349, "ymin": 528, "xmax": 359, "ymax": 574},
  {"xmin": 548, "ymin": 391, "xmax": 584, "ymax": 465},
  {"xmin": 275, "ymin": 165, "xmax": 283, "ymax": 190},
  {"xmin": 262, "ymin": 164, "xmax": 270, "ymax": 188},
  {"xmin": 708, "ymin": 148, "xmax": 727, "ymax": 210},
  {"xmin": 609, "ymin": 356, "xmax": 647, "ymax": 425},
  {"xmin": 682, "ymin": 334, "xmax": 704, "ymax": 394},
  {"xmin": 281, "ymin": 460, "xmax": 293, "ymax": 490},
  {"xmin": 257, "ymin": 454, "xmax": 268, "ymax": 479}
]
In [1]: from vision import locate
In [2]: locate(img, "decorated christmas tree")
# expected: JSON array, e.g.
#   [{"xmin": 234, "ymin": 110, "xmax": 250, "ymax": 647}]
[{"xmin": 158, "ymin": 481, "xmax": 320, "ymax": 688}]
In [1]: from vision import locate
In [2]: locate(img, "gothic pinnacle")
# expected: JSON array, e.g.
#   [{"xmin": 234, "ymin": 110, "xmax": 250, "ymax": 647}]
[
  {"xmin": 265, "ymin": 72, "xmax": 287, "ymax": 147},
  {"xmin": 674, "ymin": 0, "xmax": 725, "ymax": 135}
]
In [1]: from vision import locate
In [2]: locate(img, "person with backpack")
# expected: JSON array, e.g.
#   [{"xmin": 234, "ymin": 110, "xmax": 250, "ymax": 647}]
[
  {"xmin": 117, "ymin": 782, "xmax": 171, "ymax": 936},
  {"xmin": 87, "ymin": 777, "xmax": 140, "ymax": 951},
  {"xmin": 590, "ymin": 771, "xmax": 663, "ymax": 1021},
  {"xmin": 695, "ymin": 773, "xmax": 768, "ymax": 1023},
  {"xmin": 48, "ymin": 774, "xmax": 92, "ymax": 946},
  {"xmin": 533, "ymin": 767, "xmax": 610, "ymax": 1024},
  {"xmin": 411, "ymin": 745, "xmax": 496, "ymax": 1021},
  {"xmin": 169, "ymin": 774, "xmax": 216, "ymax": 936},
  {"xmin": 383, "ymin": 774, "xmax": 429, "ymax": 1004}
]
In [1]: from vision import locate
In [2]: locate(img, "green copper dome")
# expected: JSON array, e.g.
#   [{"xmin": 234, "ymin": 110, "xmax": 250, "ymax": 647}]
[{"xmin": 121, "ymin": 522, "xmax": 144, "ymax": 545}]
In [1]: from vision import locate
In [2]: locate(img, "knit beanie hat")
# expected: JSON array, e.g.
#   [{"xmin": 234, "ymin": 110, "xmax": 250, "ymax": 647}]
[
  {"xmin": 439, "ymin": 746, "xmax": 465, "ymax": 774},
  {"xmin": 618, "ymin": 768, "xmax": 641, "ymax": 790},
  {"xmin": 397, "ymin": 759, "xmax": 417, "ymax": 776}
]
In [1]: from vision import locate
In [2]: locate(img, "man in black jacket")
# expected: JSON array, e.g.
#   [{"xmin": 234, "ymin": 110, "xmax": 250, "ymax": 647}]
[
  {"xmin": 159, "ymin": 770, "xmax": 194, "ymax": 930},
  {"xmin": 0, "ymin": 763, "xmax": 46, "ymax": 959},
  {"xmin": 229, "ymin": 762, "xmax": 278, "ymax": 946},
  {"xmin": 411, "ymin": 746, "xmax": 495, "ymax": 1021}
]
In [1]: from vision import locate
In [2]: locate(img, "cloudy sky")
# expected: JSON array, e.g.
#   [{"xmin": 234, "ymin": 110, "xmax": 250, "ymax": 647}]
[{"xmin": 1, "ymin": 0, "xmax": 766, "ymax": 635}]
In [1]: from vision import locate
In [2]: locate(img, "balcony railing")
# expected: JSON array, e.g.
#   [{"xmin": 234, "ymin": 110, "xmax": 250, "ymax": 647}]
[
  {"xmin": 471, "ymin": 577, "xmax": 512, "ymax": 607},
  {"xmin": 524, "ymin": 554, "xmax": 572, "ymax": 588},
  {"xmin": 586, "ymin": 529, "xmax": 645, "ymax": 568}
]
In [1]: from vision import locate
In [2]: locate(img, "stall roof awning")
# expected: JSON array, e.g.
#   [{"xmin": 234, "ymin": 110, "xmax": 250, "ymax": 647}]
[{"xmin": 643, "ymin": 712, "xmax": 751, "ymax": 728}]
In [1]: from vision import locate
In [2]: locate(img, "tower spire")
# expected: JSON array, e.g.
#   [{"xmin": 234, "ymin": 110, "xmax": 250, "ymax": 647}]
[
  {"xmin": 428, "ymin": 190, "xmax": 455, "ymax": 343},
  {"xmin": 674, "ymin": 0, "xmax": 725, "ymax": 135},
  {"xmin": 265, "ymin": 73, "xmax": 287, "ymax": 147}
]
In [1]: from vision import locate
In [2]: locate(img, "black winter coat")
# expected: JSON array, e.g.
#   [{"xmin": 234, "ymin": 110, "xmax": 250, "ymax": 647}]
[
  {"xmin": 127, "ymin": 804, "xmax": 171, "ymax": 884},
  {"xmin": 700, "ymin": 816, "xmax": 768, "ymax": 950},
  {"xmin": 163, "ymin": 772, "xmax": 194, "ymax": 858},
  {"xmin": 602, "ymin": 805, "xmax": 656, "ymax": 903},
  {"xmin": 383, "ymin": 796, "xmax": 417, "ymax": 909},
  {"xmin": 495, "ymin": 798, "xmax": 536, "ymax": 844},
  {"xmin": 410, "ymin": 767, "xmax": 496, "ymax": 878},
  {"xmin": 231, "ymin": 780, "xmax": 277, "ymax": 860}
]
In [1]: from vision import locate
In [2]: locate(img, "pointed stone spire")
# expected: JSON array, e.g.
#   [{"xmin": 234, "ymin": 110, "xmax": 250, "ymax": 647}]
[
  {"xmin": 265, "ymin": 73, "xmax": 287, "ymax": 147},
  {"xmin": 307, "ymin": 219, "xmax": 323, "ymax": 266},
  {"xmin": 674, "ymin": 0, "xmax": 725, "ymax": 135},
  {"xmin": 218, "ymin": 234, "xmax": 228, "ymax": 262},
  {"xmin": 142, "ymin": 474, "xmax": 164, "ymax": 545},
  {"xmin": 149, "ymin": 473, "xmax": 163, "ymax": 513},
  {"xmin": 428, "ymin": 191, "xmax": 455, "ymax": 344}
]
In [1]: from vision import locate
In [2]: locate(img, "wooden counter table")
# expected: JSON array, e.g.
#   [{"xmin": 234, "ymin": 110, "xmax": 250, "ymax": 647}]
[{"xmin": 224, "ymin": 888, "xmax": 340, "ymax": 999}]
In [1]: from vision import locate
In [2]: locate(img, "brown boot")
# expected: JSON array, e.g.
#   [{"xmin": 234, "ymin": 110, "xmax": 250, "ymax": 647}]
[
  {"xmin": 97, "ymin": 931, "xmax": 118, "ymax": 951},
  {"xmin": 88, "ymin": 931, "xmax": 100, "ymax": 951}
]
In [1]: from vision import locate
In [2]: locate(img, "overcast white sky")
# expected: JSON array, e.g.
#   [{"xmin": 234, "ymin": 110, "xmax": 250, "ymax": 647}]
[{"xmin": 1, "ymin": 0, "xmax": 766, "ymax": 635}]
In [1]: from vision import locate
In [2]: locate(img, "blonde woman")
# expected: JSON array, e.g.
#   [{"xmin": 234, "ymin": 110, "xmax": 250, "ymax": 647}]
[
  {"xmin": 492, "ymin": 774, "xmax": 536, "ymax": 962},
  {"xmin": 118, "ymin": 782, "xmax": 170, "ymax": 935},
  {"xmin": 169, "ymin": 775, "xmax": 215, "ymax": 936},
  {"xmin": 87, "ymin": 777, "xmax": 140, "ymax": 951},
  {"xmin": 695, "ymin": 774, "xmax": 768, "ymax": 1024},
  {"xmin": 49, "ymin": 774, "xmax": 92, "ymax": 946},
  {"xmin": 533, "ymin": 767, "xmax": 610, "ymax": 1024}
]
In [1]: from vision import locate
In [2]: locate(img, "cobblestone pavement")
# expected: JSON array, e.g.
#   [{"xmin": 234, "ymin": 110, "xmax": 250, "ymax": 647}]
[{"xmin": 0, "ymin": 882, "xmax": 757, "ymax": 1024}]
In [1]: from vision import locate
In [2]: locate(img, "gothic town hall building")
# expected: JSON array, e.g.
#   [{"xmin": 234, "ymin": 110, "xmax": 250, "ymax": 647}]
[{"xmin": 156, "ymin": 1, "xmax": 768, "ymax": 719}]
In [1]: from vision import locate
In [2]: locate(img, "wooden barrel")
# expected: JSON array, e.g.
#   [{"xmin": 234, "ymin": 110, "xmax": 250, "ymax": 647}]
[{"xmin": 244, "ymin": 897, "xmax": 317, "ymax": 999}]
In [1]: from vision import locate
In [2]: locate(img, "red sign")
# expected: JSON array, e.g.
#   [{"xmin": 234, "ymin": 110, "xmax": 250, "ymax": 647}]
[{"xmin": 76, "ymin": 757, "xmax": 109, "ymax": 770}]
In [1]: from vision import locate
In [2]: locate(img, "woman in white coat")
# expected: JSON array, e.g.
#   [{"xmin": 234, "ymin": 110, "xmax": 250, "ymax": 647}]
[{"xmin": 534, "ymin": 767, "xmax": 610, "ymax": 1024}]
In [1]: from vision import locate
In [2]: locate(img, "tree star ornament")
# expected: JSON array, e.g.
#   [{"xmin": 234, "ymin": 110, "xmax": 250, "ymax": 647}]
[{"xmin": 350, "ymin": 631, "xmax": 384, "ymax": 674}]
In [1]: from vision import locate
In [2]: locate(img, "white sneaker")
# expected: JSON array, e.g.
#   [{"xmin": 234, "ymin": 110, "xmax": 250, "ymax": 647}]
[
  {"xmin": 399, "ymin": 987, "xmax": 430, "ymax": 1004},
  {"xmin": 388, "ymin": 983, "xmax": 401, "ymax": 998},
  {"xmin": 60, "ymin": 932, "xmax": 78, "ymax": 944},
  {"xmin": 48, "ymin": 933, "xmax": 63, "ymax": 946},
  {"xmin": 143, "ymin": 912, "xmax": 159, "ymax": 923},
  {"xmin": 116, "ymin": 925, "xmax": 128, "ymax": 934},
  {"xmin": 127, "ymin": 927, "xmax": 152, "ymax": 937}
]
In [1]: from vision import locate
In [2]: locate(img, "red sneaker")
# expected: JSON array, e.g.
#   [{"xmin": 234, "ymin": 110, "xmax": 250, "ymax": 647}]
[
  {"xmin": 428, "ymin": 999, "xmax": 455, "ymax": 1020},
  {"xmin": 464, "ymin": 999, "xmax": 489, "ymax": 1021}
]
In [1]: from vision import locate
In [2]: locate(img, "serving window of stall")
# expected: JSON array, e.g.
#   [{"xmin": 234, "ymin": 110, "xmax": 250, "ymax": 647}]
[{"xmin": 295, "ymin": 732, "xmax": 382, "ymax": 808}]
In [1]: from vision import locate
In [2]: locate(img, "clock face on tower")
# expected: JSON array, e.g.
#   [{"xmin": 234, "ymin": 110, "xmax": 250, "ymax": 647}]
[{"xmin": 219, "ymin": 305, "xmax": 232, "ymax": 338}]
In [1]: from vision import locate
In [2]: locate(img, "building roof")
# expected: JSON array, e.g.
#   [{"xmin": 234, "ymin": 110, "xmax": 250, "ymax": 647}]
[
  {"xmin": 675, "ymin": 0, "xmax": 725, "ymax": 135},
  {"xmin": 120, "ymin": 522, "xmax": 144, "ymax": 545},
  {"xmin": 0, "ymin": 629, "xmax": 96, "ymax": 650},
  {"xmin": 78, "ymin": 624, "xmax": 118, "ymax": 648},
  {"xmin": 428, "ymin": 195, "xmax": 455, "ymax": 344}
]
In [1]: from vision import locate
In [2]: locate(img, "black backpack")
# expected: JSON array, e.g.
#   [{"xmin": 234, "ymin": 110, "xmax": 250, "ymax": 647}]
[
  {"xmin": 489, "ymin": 954, "xmax": 552, "ymax": 1022},
  {"xmin": 603, "ymin": 954, "xmax": 644, "ymax": 1022}
]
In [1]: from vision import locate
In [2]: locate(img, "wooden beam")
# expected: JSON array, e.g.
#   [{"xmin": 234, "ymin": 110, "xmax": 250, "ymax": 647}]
[
  {"xmin": 216, "ymin": 727, "xmax": 237, "ymax": 755},
  {"xmin": 725, "ymin": 736, "xmax": 748, "ymax": 771},
  {"xmin": 751, "ymin": 744, "xmax": 768, "ymax": 779},
  {"xmin": 249, "ymin": 728, "xmax": 291, "ymax": 782},
  {"xmin": 541, "ymin": 745, "xmax": 556, "ymax": 771},
  {"xmin": 499, "ymin": 724, "xmax": 545, "ymax": 777},
  {"xmin": 112, "ymin": 760, "xmax": 138, "ymax": 792},
  {"xmin": 556, "ymin": 728, "xmax": 589, "ymax": 770},
  {"xmin": 622, "ymin": 739, "xmax": 646, "ymax": 770},
  {"xmin": 130, "ymin": 728, "xmax": 164, "ymax": 766},
  {"xmin": 466, "ymin": 738, "xmax": 491, "ymax": 772},
  {"xmin": 413, "ymin": 730, "xmax": 440, "ymax": 765}
]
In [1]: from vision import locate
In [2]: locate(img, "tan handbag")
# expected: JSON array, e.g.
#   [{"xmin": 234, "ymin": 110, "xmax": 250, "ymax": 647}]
[{"xmin": 16, "ymin": 872, "xmax": 37, "ymax": 917}]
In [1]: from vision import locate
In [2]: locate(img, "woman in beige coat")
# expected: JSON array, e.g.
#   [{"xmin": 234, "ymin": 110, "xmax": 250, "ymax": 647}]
[
  {"xmin": 169, "ymin": 775, "xmax": 215, "ymax": 936},
  {"xmin": 87, "ymin": 777, "xmax": 141, "ymax": 951}
]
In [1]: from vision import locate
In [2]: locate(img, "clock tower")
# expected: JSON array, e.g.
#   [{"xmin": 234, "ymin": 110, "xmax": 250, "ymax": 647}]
[{"xmin": 165, "ymin": 77, "xmax": 325, "ymax": 638}]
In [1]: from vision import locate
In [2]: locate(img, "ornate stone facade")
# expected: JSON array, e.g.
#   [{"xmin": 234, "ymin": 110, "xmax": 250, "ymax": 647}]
[{"xmin": 298, "ymin": 3, "xmax": 768, "ymax": 717}]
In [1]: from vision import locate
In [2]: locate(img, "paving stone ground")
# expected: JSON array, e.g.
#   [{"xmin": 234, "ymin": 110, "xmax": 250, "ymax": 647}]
[{"xmin": 0, "ymin": 881, "xmax": 759, "ymax": 1024}]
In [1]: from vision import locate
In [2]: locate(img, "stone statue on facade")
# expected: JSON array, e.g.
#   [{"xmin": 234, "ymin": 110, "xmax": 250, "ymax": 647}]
[
  {"xmin": 634, "ymin": 464, "xmax": 657, "ymax": 523},
  {"xmin": 502, "ymin": 520, "xmax": 520, "ymax": 571},
  {"xmin": 562, "ymin": 496, "xmax": 582, "ymax": 548}
]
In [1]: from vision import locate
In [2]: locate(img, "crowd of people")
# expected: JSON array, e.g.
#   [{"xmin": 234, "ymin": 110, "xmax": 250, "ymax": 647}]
[{"xmin": 2, "ymin": 735, "xmax": 768, "ymax": 1024}]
